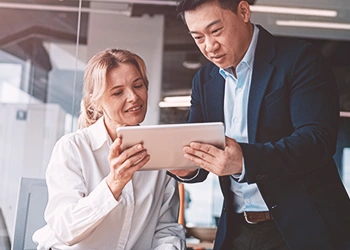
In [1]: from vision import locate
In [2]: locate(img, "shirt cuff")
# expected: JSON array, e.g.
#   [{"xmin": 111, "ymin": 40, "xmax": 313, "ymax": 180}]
[{"xmin": 231, "ymin": 156, "xmax": 245, "ymax": 182}]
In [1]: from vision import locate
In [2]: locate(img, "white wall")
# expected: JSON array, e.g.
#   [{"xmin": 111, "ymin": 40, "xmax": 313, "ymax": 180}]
[{"xmin": 87, "ymin": 3, "xmax": 165, "ymax": 125}]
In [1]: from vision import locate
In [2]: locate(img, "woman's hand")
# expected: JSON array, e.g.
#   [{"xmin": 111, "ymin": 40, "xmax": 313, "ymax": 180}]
[{"xmin": 106, "ymin": 137, "xmax": 150, "ymax": 199}]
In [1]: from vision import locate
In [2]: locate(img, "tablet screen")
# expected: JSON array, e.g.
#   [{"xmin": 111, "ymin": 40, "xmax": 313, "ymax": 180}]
[{"xmin": 116, "ymin": 122, "xmax": 225, "ymax": 170}]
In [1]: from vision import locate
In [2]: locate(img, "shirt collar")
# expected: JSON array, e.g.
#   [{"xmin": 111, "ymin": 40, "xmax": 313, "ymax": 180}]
[
  {"xmin": 219, "ymin": 24, "xmax": 259, "ymax": 78},
  {"xmin": 88, "ymin": 116, "xmax": 113, "ymax": 151}
]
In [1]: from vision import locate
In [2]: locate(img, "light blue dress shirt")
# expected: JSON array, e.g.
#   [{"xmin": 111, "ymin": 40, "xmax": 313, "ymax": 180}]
[{"xmin": 219, "ymin": 25, "xmax": 269, "ymax": 213}]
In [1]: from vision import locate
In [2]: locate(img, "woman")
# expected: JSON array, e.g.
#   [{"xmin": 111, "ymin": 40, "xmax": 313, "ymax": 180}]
[{"xmin": 32, "ymin": 49, "xmax": 186, "ymax": 250}]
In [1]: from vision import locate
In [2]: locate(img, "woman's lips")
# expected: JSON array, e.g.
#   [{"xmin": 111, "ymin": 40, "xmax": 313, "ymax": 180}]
[{"xmin": 125, "ymin": 105, "xmax": 142, "ymax": 113}]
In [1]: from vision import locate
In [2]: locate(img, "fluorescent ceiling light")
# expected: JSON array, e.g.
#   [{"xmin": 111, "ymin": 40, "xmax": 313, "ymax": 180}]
[
  {"xmin": 159, "ymin": 96, "xmax": 191, "ymax": 108},
  {"xmin": 340, "ymin": 111, "xmax": 350, "ymax": 118},
  {"xmin": 0, "ymin": 2, "xmax": 131, "ymax": 15},
  {"xmin": 159, "ymin": 101, "xmax": 191, "ymax": 108},
  {"xmin": 164, "ymin": 96, "xmax": 191, "ymax": 102},
  {"xmin": 250, "ymin": 5, "xmax": 337, "ymax": 17},
  {"xmin": 1, "ymin": 2, "xmax": 337, "ymax": 18},
  {"xmin": 276, "ymin": 20, "xmax": 350, "ymax": 30},
  {"xmin": 61, "ymin": 0, "xmax": 178, "ymax": 6},
  {"xmin": 183, "ymin": 61, "xmax": 202, "ymax": 70}
]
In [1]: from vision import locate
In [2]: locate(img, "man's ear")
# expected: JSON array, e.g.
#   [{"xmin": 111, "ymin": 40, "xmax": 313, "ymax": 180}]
[{"xmin": 238, "ymin": 1, "xmax": 251, "ymax": 23}]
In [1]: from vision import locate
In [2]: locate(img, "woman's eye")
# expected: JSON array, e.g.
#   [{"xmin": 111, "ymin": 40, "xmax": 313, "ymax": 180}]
[
  {"xmin": 134, "ymin": 84, "xmax": 144, "ymax": 89},
  {"xmin": 113, "ymin": 91, "xmax": 123, "ymax": 96}
]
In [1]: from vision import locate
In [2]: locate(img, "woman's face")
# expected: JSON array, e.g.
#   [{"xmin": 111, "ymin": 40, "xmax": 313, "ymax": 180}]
[{"xmin": 100, "ymin": 63, "xmax": 148, "ymax": 133}]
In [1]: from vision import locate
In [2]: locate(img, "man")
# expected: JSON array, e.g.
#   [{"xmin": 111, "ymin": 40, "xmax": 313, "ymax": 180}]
[{"xmin": 168, "ymin": 0, "xmax": 350, "ymax": 249}]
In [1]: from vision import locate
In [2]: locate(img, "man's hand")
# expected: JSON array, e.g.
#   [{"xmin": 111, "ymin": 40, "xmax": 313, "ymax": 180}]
[{"xmin": 182, "ymin": 136, "xmax": 242, "ymax": 176}]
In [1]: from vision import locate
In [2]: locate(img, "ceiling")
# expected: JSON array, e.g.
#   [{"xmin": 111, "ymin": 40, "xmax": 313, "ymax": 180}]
[{"xmin": 1, "ymin": 0, "xmax": 349, "ymax": 121}]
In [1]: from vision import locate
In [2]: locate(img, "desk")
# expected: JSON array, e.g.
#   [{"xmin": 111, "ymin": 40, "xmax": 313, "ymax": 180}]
[
  {"xmin": 186, "ymin": 238, "xmax": 214, "ymax": 250},
  {"xmin": 187, "ymin": 241, "xmax": 213, "ymax": 249}
]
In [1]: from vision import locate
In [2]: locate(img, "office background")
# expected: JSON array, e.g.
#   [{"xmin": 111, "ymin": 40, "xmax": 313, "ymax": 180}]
[{"xmin": 0, "ymin": 0, "xmax": 349, "ymax": 247}]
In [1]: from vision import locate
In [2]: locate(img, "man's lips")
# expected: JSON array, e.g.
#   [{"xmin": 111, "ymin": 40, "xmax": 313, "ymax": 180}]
[{"xmin": 210, "ymin": 54, "xmax": 225, "ymax": 60}]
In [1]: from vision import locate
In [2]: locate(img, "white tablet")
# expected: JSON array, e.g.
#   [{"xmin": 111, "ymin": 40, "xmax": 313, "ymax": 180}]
[{"xmin": 116, "ymin": 122, "xmax": 225, "ymax": 170}]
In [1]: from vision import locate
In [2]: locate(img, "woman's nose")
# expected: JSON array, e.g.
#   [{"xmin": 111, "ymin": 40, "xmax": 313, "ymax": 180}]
[{"xmin": 126, "ymin": 89, "xmax": 138, "ymax": 101}]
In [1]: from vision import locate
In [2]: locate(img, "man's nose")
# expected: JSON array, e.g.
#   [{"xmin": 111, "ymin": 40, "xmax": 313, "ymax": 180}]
[{"xmin": 205, "ymin": 37, "xmax": 219, "ymax": 53}]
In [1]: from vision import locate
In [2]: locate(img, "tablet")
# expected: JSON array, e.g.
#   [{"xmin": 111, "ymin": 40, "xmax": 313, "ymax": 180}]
[{"xmin": 116, "ymin": 122, "xmax": 225, "ymax": 170}]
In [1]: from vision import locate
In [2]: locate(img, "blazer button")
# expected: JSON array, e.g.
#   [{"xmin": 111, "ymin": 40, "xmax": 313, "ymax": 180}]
[
  {"xmin": 223, "ymin": 207, "xmax": 226, "ymax": 212},
  {"xmin": 256, "ymin": 174, "xmax": 262, "ymax": 180}
]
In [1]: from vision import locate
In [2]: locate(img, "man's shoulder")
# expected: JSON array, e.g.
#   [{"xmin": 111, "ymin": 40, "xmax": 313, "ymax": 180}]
[
  {"xmin": 257, "ymin": 25, "xmax": 320, "ymax": 58},
  {"xmin": 274, "ymin": 36, "xmax": 323, "ymax": 64},
  {"xmin": 275, "ymin": 36, "xmax": 313, "ymax": 52},
  {"xmin": 257, "ymin": 25, "xmax": 308, "ymax": 48}
]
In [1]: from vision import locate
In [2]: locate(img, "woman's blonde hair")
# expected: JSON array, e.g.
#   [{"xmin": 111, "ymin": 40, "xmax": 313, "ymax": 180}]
[{"xmin": 78, "ymin": 48, "xmax": 149, "ymax": 129}]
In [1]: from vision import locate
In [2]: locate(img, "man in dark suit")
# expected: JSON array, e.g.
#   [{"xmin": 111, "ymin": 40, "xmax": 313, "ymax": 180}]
[{"xmin": 168, "ymin": 0, "xmax": 350, "ymax": 249}]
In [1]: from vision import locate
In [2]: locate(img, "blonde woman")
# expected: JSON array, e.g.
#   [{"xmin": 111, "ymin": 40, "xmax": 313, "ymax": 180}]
[{"xmin": 33, "ymin": 49, "xmax": 186, "ymax": 250}]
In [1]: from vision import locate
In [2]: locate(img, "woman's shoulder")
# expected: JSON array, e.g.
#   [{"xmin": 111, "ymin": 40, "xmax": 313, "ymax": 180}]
[{"xmin": 55, "ymin": 128, "xmax": 91, "ymax": 148}]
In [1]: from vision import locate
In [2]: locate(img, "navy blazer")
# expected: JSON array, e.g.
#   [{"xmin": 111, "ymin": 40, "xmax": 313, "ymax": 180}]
[{"xmin": 176, "ymin": 26, "xmax": 350, "ymax": 250}]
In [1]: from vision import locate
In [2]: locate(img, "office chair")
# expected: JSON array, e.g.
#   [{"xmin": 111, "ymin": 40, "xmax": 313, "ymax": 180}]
[
  {"xmin": 11, "ymin": 178, "xmax": 48, "ymax": 250},
  {"xmin": 0, "ymin": 208, "xmax": 11, "ymax": 250}
]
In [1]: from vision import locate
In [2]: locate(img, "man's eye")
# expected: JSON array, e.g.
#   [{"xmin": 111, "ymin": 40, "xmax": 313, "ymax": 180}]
[
  {"xmin": 212, "ymin": 28, "xmax": 222, "ymax": 34},
  {"xmin": 193, "ymin": 36, "xmax": 204, "ymax": 43}
]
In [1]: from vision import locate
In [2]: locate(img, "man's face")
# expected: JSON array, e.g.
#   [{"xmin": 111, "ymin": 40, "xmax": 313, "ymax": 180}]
[{"xmin": 184, "ymin": 1, "xmax": 252, "ymax": 69}]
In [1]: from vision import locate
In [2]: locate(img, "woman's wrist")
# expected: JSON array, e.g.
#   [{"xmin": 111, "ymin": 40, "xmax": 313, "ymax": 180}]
[{"xmin": 106, "ymin": 174, "xmax": 124, "ymax": 200}]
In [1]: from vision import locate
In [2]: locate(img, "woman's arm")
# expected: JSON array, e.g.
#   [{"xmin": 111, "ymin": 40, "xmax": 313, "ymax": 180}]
[
  {"xmin": 44, "ymin": 134, "xmax": 150, "ymax": 246},
  {"xmin": 44, "ymin": 135, "xmax": 119, "ymax": 245}
]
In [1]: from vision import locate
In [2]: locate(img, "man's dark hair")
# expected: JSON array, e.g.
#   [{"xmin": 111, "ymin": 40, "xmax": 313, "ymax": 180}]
[{"xmin": 176, "ymin": 0, "xmax": 242, "ymax": 21}]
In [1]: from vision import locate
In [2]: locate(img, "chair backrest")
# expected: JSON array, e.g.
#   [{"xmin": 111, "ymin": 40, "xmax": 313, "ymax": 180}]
[
  {"xmin": 11, "ymin": 178, "xmax": 48, "ymax": 250},
  {"xmin": 0, "ymin": 208, "xmax": 11, "ymax": 250}
]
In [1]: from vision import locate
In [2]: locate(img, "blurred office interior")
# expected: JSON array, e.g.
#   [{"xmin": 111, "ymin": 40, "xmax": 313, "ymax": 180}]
[{"xmin": 0, "ymin": 0, "xmax": 349, "ymax": 249}]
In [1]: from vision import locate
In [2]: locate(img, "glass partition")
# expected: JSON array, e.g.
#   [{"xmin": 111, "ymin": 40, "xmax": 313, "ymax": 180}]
[
  {"xmin": 0, "ymin": 0, "xmax": 166, "ymax": 244},
  {"xmin": 0, "ymin": 0, "xmax": 84, "ymax": 240}
]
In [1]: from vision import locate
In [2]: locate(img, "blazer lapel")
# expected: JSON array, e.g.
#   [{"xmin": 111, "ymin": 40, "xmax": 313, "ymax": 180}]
[
  {"xmin": 248, "ymin": 26, "xmax": 276, "ymax": 143},
  {"xmin": 204, "ymin": 67, "xmax": 225, "ymax": 123}
]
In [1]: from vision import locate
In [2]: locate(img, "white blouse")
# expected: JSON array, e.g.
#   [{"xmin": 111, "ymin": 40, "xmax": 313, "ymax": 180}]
[{"xmin": 32, "ymin": 117, "xmax": 186, "ymax": 250}]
